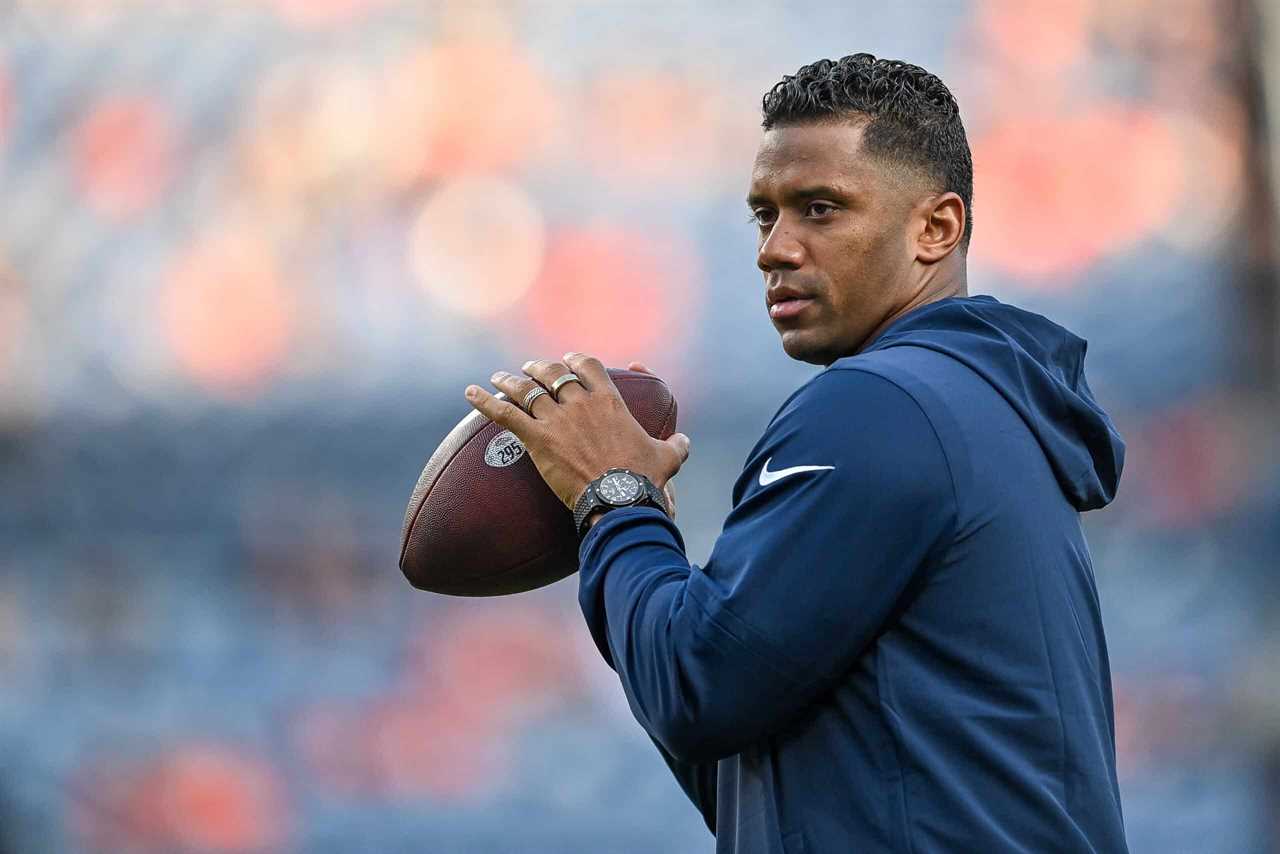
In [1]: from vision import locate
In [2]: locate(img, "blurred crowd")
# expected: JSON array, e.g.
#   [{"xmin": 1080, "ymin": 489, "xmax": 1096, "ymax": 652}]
[{"xmin": 0, "ymin": 0, "xmax": 1277, "ymax": 851}]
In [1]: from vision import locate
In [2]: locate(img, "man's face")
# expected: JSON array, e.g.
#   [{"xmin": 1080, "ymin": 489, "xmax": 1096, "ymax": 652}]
[{"xmin": 748, "ymin": 120, "xmax": 922, "ymax": 365}]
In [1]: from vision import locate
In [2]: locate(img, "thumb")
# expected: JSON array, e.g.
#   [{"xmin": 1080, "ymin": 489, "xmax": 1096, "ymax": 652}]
[{"xmin": 664, "ymin": 432, "xmax": 691, "ymax": 464}]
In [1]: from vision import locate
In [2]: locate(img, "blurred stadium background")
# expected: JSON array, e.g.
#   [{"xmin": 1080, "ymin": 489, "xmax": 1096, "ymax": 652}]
[{"xmin": 0, "ymin": 0, "xmax": 1277, "ymax": 851}]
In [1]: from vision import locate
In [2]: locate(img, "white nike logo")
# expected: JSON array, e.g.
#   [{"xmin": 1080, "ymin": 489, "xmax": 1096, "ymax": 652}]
[{"xmin": 758, "ymin": 457, "xmax": 835, "ymax": 487}]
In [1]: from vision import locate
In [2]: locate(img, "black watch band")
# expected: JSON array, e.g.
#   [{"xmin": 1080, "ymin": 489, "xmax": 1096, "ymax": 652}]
[{"xmin": 573, "ymin": 468, "xmax": 669, "ymax": 539}]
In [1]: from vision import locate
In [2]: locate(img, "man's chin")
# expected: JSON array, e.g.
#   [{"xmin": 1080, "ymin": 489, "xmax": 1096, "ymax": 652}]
[{"xmin": 779, "ymin": 330, "xmax": 835, "ymax": 366}]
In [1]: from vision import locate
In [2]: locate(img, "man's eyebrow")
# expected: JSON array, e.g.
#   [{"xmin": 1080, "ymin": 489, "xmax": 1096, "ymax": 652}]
[
  {"xmin": 746, "ymin": 185, "xmax": 850, "ymax": 206},
  {"xmin": 788, "ymin": 184, "xmax": 849, "ymax": 201}
]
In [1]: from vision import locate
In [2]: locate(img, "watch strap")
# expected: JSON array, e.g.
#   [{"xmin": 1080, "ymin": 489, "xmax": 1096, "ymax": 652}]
[{"xmin": 574, "ymin": 469, "xmax": 669, "ymax": 538}]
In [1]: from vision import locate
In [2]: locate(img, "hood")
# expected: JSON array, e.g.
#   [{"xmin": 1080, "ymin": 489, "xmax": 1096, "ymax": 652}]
[{"xmin": 863, "ymin": 295, "xmax": 1125, "ymax": 511}]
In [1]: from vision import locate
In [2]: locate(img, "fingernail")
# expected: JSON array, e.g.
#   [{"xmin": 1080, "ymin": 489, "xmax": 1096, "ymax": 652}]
[
  {"xmin": 564, "ymin": 352, "xmax": 579, "ymax": 360},
  {"xmin": 521, "ymin": 360, "xmax": 534, "ymax": 371},
  {"xmin": 490, "ymin": 372, "xmax": 506, "ymax": 383},
  {"xmin": 465, "ymin": 386, "xmax": 480, "ymax": 400}
]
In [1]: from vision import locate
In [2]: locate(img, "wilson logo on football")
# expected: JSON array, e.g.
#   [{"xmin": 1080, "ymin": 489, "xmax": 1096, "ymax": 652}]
[{"xmin": 484, "ymin": 431, "xmax": 526, "ymax": 468}]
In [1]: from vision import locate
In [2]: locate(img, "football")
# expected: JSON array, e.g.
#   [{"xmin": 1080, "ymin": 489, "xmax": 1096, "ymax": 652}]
[{"xmin": 399, "ymin": 369, "xmax": 678, "ymax": 596}]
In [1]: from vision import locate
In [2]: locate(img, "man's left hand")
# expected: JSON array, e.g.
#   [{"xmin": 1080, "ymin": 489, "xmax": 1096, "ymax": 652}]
[{"xmin": 464, "ymin": 353, "xmax": 690, "ymax": 513}]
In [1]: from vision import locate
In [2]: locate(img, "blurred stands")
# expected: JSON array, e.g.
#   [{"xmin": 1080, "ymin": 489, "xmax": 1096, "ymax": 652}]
[{"xmin": 0, "ymin": 0, "xmax": 1277, "ymax": 851}]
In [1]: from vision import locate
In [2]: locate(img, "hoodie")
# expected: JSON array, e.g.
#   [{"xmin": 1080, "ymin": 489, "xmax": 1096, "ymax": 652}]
[{"xmin": 578, "ymin": 295, "xmax": 1129, "ymax": 853}]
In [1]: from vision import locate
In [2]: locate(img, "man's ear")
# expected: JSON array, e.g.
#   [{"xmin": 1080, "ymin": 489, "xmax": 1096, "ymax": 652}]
[{"xmin": 915, "ymin": 192, "xmax": 966, "ymax": 264}]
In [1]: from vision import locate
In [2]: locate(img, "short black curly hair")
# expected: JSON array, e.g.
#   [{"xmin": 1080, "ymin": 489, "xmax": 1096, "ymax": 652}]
[{"xmin": 762, "ymin": 53, "xmax": 973, "ymax": 249}]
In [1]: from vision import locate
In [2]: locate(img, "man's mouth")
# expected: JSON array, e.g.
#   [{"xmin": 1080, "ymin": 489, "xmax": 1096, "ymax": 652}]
[{"xmin": 769, "ymin": 297, "xmax": 814, "ymax": 320}]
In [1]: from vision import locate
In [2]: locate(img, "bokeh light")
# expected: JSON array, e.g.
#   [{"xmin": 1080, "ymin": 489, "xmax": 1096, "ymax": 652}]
[
  {"xmin": 240, "ymin": 60, "xmax": 382, "ymax": 221},
  {"xmin": 404, "ymin": 604, "xmax": 581, "ymax": 716},
  {"xmin": 367, "ymin": 694, "xmax": 514, "ymax": 800},
  {"xmin": 518, "ymin": 226, "xmax": 701, "ymax": 366},
  {"xmin": 978, "ymin": 0, "xmax": 1092, "ymax": 76},
  {"xmin": 971, "ymin": 107, "xmax": 1185, "ymax": 282},
  {"xmin": 72, "ymin": 745, "xmax": 289, "ymax": 854},
  {"xmin": 407, "ymin": 176, "xmax": 547, "ymax": 318},
  {"xmin": 158, "ymin": 745, "xmax": 290, "ymax": 853},
  {"xmin": 161, "ymin": 229, "xmax": 296, "ymax": 398},
  {"xmin": 293, "ymin": 603, "xmax": 580, "ymax": 802},
  {"xmin": 379, "ymin": 36, "xmax": 559, "ymax": 187},
  {"xmin": 292, "ymin": 694, "xmax": 515, "ymax": 801},
  {"xmin": 72, "ymin": 94, "xmax": 179, "ymax": 220},
  {"xmin": 583, "ymin": 71, "xmax": 724, "ymax": 188}
]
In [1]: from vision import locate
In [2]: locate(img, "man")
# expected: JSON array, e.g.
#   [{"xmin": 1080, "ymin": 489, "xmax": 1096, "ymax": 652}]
[{"xmin": 465, "ymin": 53, "xmax": 1128, "ymax": 853}]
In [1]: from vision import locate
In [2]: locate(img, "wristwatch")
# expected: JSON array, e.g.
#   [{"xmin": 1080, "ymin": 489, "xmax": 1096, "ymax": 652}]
[{"xmin": 573, "ymin": 468, "xmax": 670, "ymax": 538}]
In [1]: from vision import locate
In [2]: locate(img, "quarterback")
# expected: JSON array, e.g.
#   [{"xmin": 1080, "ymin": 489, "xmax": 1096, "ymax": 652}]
[{"xmin": 467, "ymin": 53, "xmax": 1128, "ymax": 853}]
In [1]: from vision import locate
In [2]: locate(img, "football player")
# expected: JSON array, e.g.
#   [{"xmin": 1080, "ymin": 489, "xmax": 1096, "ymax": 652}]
[{"xmin": 469, "ymin": 53, "xmax": 1128, "ymax": 854}]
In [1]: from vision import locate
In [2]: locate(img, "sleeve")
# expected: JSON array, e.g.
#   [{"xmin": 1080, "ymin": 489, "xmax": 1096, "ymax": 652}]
[
  {"xmin": 577, "ymin": 367, "xmax": 957, "ymax": 763},
  {"xmin": 649, "ymin": 735, "xmax": 717, "ymax": 833}
]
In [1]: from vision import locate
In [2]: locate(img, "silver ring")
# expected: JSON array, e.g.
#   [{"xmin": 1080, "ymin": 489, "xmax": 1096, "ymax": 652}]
[
  {"xmin": 549, "ymin": 372, "xmax": 582, "ymax": 400},
  {"xmin": 522, "ymin": 386, "xmax": 550, "ymax": 412}
]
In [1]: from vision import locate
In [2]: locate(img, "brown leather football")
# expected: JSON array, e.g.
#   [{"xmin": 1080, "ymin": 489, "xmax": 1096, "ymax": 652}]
[{"xmin": 399, "ymin": 369, "xmax": 678, "ymax": 596}]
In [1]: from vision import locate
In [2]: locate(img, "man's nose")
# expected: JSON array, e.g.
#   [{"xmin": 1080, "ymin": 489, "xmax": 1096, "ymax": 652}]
[{"xmin": 757, "ymin": 220, "xmax": 804, "ymax": 272}]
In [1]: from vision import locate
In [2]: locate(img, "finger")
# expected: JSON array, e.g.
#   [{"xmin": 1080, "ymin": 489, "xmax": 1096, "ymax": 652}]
[
  {"xmin": 627, "ymin": 361, "xmax": 653, "ymax": 374},
  {"xmin": 465, "ymin": 384, "xmax": 538, "ymax": 433},
  {"xmin": 563, "ymin": 352, "xmax": 615, "ymax": 395},
  {"xmin": 521, "ymin": 359, "xmax": 587, "ymax": 403},
  {"xmin": 665, "ymin": 432, "xmax": 691, "ymax": 464},
  {"xmin": 489, "ymin": 371, "xmax": 556, "ymax": 418}
]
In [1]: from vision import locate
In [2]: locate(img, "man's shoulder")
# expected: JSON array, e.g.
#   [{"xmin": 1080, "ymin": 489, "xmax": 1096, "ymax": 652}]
[
  {"xmin": 823, "ymin": 346, "xmax": 994, "ymax": 418},
  {"xmin": 737, "ymin": 357, "xmax": 958, "ymax": 509},
  {"xmin": 827, "ymin": 346, "xmax": 958, "ymax": 386},
  {"xmin": 774, "ymin": 349, "xmax": 979, "ymax": 473},
  {"xmin": 767, "ymin": 356, "xmax": 937, "ymax": 438},
  {"xmin": 781, "ymin": 349, "xmax": 951, "ymax": 418}
]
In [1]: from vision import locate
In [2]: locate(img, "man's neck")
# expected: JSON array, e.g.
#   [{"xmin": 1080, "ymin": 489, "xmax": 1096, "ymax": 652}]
[{"xmin": 854, "ymin": 272, "xmax": 968, "ymax": 356}]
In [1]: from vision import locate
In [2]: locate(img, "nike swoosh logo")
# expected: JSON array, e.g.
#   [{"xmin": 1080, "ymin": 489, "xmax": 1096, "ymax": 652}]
[{"xmin": 758, "ymin": 457, "xmax": 835, "ymax": 487}]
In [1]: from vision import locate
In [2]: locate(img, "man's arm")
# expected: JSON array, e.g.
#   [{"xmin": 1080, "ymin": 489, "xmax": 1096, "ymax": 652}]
[
  {"xmin": 649, "ymin": 735, "xmax": 716, "ymax": 833},
  {"xmin": 578, "ymin": 367, "xmax": 957, "ymax": 762}
]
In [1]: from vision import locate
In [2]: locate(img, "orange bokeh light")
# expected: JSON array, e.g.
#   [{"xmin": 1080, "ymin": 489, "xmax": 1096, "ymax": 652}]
[
  {"xmin": 517, "ymin": 226, "xmax": 700, "ymax": 365},
  {"xmin": 978, "ymin": 0, "xmax": 1092, "ymax": 76},
  {"xmin": 73, "ymin": 744, "xmax": 289, "ymax": 853},
  {"xmin": 970, "ymin": 106, "xmax": 1185, "ymax": 283},
  {"xmin": 159, "ymin": 745, "xmax": 290, "ymax": 852},
  {"xmin": 379, "ymin": 37, "xmax": 558, "ymax": 186},
  {"xmin": 584, "ymin": 71, "xmax": 723, "ymax": 188},
  {"xmin": 367, "ymin": 694, "xmax": 513, "ymax": 800},
  {"xmin": 404, "ymin": 604, "xmax": 581, "ymax": 714},
  {"xmin": 73, "ymin": 94, "xmax": 178, "ymax": 219},
  {"xmin": 407, "ymin": 176, "xmax": 546, "ymax": 317},
  {"xmin": 241, "ymin": 60, "xmax": 381, "ymax": 216},
  {"xmin": 162, "ymin": 231, "xmax": 295, "ymax": 398}
]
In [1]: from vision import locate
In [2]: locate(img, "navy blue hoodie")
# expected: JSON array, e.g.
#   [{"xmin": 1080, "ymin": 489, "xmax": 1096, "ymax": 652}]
[{"xmin": 578, "ymin": 295, "xmax": 1129, "ymax": 853}]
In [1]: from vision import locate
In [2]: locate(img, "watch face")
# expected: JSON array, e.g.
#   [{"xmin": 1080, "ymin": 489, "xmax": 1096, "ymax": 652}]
[{"xmin": 598, "ymin": 471, "xmax": 642, "ymax": 505}]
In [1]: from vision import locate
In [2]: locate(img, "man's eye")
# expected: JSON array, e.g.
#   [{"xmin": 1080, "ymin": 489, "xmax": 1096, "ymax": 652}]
[
  {"xmin": 807, "ymin": 202, "xmax": 836, "ymax": 218},
  {"xmin": 748, "ymin": 209, "xmax": 776, "ymax": 227}
]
